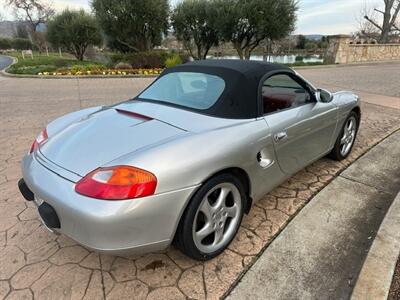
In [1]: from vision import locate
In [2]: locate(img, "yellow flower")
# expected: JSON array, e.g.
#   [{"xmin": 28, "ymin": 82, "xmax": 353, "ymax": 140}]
[{"xmin": 38, "ymin": 72, "xmax": 43, "ymax": 75}]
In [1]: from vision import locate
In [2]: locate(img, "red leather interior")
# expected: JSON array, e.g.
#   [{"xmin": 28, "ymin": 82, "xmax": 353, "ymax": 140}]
[{"xmin": 262, "ymin": 88, "xmax": 295, "ymax": 113}]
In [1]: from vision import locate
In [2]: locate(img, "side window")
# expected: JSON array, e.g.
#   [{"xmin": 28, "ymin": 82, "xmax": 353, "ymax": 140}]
[{"xmin": 262, "ymin": 74, "xmax": 313, "ymax": 114}]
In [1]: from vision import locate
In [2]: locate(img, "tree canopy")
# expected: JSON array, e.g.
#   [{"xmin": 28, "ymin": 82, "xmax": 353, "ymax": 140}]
[
  {"xmin": 92, "ymin": 0, "xmax": 169, "ymax": 52},
  {"xmin": 215, "ymin": 0, "xmax": 298, "ymax": 59},
  {"xmin": 46, "ymin": 10, "xmax": 102, "ymax": 60},
  {"xmin": 172, "ymin": 0, "xmax": 219, "ymax": 60}
]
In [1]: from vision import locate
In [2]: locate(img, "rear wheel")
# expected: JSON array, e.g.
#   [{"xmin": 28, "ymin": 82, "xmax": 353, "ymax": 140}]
[
  {"xmin": 329, "ymin": 112, "xmax": 359, "ymax": 160},
  {"xmin": 175, "ymin": 173, "xmax": 245, "ymax": 260}
]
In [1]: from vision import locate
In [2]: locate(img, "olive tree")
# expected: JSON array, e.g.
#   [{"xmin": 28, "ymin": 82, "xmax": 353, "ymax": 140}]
[
  {"xmin": 172, "ymin": 0, "xmax": 219, "ymax": 60},
  {"xmin": 215, "ymin": 0, "xmax": 298, "ymax": 59},
  {"xmin": 92, "ymin": 0, "xmax": 169, "ymax": 52},
  {"xmin": 46, "ymin": 10, "xmax": 102, "ymax": 61}
]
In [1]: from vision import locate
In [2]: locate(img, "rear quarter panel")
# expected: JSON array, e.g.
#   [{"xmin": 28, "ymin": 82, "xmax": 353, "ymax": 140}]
[{"xmin": 106, "ymin": 118, "xmax": 285, "ymax": 201}]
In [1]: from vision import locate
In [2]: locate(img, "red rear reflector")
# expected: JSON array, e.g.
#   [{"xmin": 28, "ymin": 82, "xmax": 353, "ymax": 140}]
[
  {"xmin": 115, "ymin": 109, "xmax": 153, "ymax": 121},
  {"xmin": 75, "ymin": 166, "xmax": 157, "ymax": 200}
]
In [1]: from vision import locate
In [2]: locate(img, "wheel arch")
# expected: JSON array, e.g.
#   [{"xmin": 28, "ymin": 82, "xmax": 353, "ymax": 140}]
[
  {"xmin": 172, "ymin": 166, "xmax": 253, "ymax": 256},
  {"xmin": 352, "ymin": 106, "xmax": 361, "ymax": 124},
  {"xmin": 201, "ymin": 167, "xmax": 253, "ymax": 214}
]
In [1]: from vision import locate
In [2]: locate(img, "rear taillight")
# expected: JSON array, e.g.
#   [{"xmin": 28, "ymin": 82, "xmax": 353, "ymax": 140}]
[
  {"xmin": 75, "ymin": 166, "xmax": 157, "ymax": 200},
  {"xmin": 29, "ymin": 128, "xmax": 48, "ymax": 154}
]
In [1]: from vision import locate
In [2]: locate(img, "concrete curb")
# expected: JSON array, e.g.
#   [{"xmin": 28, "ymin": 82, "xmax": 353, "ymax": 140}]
[
  {"xmin": 351, "ymin": 191, "xmax": 400, "ymax": 300},
  {"xmin": 226, "ymin": 129, "xmax": 400, "ymax": 300}
]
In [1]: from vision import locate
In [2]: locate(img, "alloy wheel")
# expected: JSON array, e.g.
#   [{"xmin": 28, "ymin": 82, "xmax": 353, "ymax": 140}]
[
  {"xmin": 192, "ymin": 183, "xmax": 242, "ymax": 253},
  {"xmin": 340, "ymin": 116, "xmax": 357, "ymax": 156}
]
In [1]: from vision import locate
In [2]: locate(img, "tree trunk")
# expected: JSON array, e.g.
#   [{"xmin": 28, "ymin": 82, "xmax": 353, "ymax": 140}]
[
  {"xmin": 233, "ymin": 43, "xmax": 244, "ymax": 59},
  {"xmin": 196, "ymin": 43, "xmax": 202, "ymax": 60},
  {"xmin": 244, "ymin": 48, "xmax": 251, "ymax": 60},
  {"xmin": 202, "ymin": 47, "xmax": 210, "ymax": 60},
  {"xmin": 379, "ymin": 9, "xmax": 392, "ymax": 43}
]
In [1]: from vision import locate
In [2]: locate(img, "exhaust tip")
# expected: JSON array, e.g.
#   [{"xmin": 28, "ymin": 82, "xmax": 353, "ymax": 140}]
[{"xmin": 38, "ymin": 202, "xmax": 61, "ymax": 229}]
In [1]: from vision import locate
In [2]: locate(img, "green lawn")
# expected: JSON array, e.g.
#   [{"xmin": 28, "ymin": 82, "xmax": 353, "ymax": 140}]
[{"xmin": 6, "ymin": 51, "xmax": 104, "ymax": 75}]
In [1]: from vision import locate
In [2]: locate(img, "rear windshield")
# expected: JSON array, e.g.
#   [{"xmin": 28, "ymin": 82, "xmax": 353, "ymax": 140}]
[{"xmin": 139, "ymin": 72, "xmax": 226, "ymax": 110}]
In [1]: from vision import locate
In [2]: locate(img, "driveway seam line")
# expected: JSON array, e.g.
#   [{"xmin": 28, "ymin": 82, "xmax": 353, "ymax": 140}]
[
  {"xmin": 99, "ymin": 256, "xmax": 106, "ymax": 300},
  {"xmin": 339, "ymin": 174, "xmax": 396, "ymax": 196}
]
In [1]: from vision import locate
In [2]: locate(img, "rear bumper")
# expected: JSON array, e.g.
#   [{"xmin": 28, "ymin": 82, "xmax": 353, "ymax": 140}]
[{"xmin": 21, "ymin": 153, "xmax": 198, "ymax": 254}]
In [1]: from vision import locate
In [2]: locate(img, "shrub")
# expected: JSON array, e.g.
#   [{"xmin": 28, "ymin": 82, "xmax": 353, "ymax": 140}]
[
  {"xmin": 69, "ymin": 64, "xmax": 106, "ymax": 73},
  {"xmin": 179, "ymin": 52, "xmax": 192, "ymax": 63},
  {"xmin": 110, "ymin": 51, "xmax": 170, "ymax": 68},
  {"xmin": 11, "ymin": 38, "xmax": 33, "ymax": 50},
  {"xmin": 0, "ymin": 38, "xmax": 12, "ymax": 50},
  {"xmin": 164, "ymin": 53, "xmax": 182, "ymax": 68},
  {"xmin": 54, "ymin": 59, "xmax": 70, "ymax": 68},
  {"xmin": 114, "ymin": 62, "xmax": 132, "ymax": 69},
  {"xmin": 295, "ymin": 55, "xmax": 303, "ymax": 62}
]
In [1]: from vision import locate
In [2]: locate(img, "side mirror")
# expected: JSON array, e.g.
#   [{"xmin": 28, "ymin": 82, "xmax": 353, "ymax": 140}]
[{"xmin": 315, "ymin": 88, "xmax": 333, "ymax": 103}]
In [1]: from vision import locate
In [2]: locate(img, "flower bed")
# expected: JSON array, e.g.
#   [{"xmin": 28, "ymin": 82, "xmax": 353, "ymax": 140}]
[{"xmin": 37, "ymin": 68, "xmax": 163, "ymax": 76}]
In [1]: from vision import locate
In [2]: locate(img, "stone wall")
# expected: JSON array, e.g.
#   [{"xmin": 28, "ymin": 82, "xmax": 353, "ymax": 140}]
[{"xmin": 325, "ymin": 35, "xmax": 400, "ymax": 64}]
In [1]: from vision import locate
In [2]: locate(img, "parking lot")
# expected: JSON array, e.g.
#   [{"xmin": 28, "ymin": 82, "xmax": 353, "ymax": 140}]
[{"xmin": 0, "ymin": 62, "xmax": 399, "ymax": 299}]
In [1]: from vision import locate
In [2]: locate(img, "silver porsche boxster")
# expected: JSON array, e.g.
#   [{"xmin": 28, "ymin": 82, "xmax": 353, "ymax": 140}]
[{"xmin": 19, "ymin": 60, "xmax": 360, "ymax": 260}]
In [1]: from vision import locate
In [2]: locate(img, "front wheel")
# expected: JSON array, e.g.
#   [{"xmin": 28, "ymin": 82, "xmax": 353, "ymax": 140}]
[
  {"xmin": 175, "ymin": 173, "xmax": 246, "ymax": 261},
  {"xmin": 329, "ymin": 111, "xmax": 359, "ymax": 160}
]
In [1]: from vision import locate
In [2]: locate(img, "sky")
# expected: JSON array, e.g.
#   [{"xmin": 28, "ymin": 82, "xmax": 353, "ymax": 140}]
[{"xmin": 0, "ymin": 0, "xmax": 383, "ymax": 35}]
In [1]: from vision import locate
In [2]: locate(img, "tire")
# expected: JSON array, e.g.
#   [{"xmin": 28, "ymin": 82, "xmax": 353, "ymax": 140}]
[
  {"xmin": 329, "ymin": 111, "xmax": 359, "ymax": 161},
  {"xmin": 175, "ymin": 173, "xmax": 246, "ymax": 261}
]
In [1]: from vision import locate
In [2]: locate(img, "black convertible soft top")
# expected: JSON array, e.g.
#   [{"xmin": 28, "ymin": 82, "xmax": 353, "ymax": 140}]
[{"xmin": 149, "ymin": 59, "xmax": 292, "ymax": 119}]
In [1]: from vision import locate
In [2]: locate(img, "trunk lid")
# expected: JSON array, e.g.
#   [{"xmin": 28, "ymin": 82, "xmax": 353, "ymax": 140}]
[{"xmin": 40, "ymin": 108, "xmax": 185, "ymax": 176}]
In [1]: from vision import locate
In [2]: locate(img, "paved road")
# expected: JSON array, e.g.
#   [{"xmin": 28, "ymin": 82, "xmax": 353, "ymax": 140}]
[
  {"xmin": 228, "ymin": 130, "xmax": 400, "ymax": 300},
  {"xmin": 0, "ymin": 55, "xmax": 13, "ymax": 70},
  {"xmin": 300, "ymin": 62, "xmax": 400, "ymax": 98},
  {"xmin": 298, "ymin": 62, "xmax": 400, "ymax": 109},
  {"xmin": 0, "ymin": 63, "xmax": 399, "ymax": 299}
]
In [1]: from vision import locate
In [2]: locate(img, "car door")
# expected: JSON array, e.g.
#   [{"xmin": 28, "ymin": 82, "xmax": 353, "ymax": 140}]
[{"xmin": 262, "ymin": 72, "xmax": 337, "ymax": 174}]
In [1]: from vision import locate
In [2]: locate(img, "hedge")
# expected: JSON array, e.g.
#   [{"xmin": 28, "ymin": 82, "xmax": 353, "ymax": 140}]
[
  {"xmin": 0, "ymin": 38, "xmax": 12, "ymax": 50},
  {"xmin": 110, "ymin": 50, "xmax": 189, "ymax": 68}
]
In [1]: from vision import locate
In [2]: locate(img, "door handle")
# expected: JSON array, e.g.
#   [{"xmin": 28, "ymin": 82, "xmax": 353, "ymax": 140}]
[{"xmin": 274, "ymin": 132, "xmax": 288, "ymax": 142}]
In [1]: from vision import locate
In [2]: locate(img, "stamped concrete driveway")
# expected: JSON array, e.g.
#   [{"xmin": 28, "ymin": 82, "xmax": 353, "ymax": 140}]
[{"xmin": 0, "ymin": 63, "xmax": 399, "ymax": 300}]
